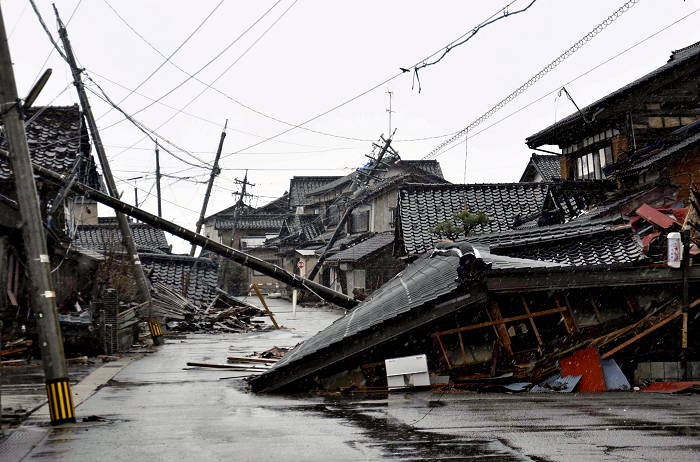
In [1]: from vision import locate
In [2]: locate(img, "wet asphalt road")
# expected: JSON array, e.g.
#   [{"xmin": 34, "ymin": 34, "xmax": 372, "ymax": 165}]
[{"xmin": 21, "ymin": 298, "xmax": 700, "ymax": 461}]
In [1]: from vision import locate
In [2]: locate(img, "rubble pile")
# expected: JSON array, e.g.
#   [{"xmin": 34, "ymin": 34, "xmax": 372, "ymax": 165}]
[{"xmin": 166, "ymin": 290, "xmax": 269, "ymax": 334}]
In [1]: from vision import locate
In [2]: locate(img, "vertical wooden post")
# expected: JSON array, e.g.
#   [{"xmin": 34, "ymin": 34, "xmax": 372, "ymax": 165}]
[
  {"xmin": 488, "ymin": 299, "xmax": 513, "ymax": 356},
  {"xmin": 519, "ymin": 293, "xmax": 542, "ymax": 346}
]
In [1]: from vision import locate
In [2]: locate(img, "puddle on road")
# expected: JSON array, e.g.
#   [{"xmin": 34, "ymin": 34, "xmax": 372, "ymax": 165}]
[{"xmin": 278, "ymin": 402, "xmax": 528, "ymax": 461}]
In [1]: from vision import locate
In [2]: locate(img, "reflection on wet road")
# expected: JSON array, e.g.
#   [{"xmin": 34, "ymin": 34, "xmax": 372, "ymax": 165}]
[{"xmin": 15, "ymin": 300, "xmax": 700, "ymax": 461}]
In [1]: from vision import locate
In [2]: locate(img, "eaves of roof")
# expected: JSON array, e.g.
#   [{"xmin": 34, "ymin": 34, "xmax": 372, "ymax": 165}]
[{"xmin": 527, "ymin": 41, "xmax": 700, "ymax": 148}]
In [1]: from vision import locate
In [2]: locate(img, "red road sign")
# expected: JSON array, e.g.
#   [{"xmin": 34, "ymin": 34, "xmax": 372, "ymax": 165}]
[{"xmin": 297, "ymin": 261, "xmax": 304, "ymax": 269}]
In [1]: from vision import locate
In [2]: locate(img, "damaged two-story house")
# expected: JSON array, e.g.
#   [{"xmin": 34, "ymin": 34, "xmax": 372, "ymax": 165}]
[{"xmin": 271, "ymin": 158, "xmax": 448, "ymax": 297}]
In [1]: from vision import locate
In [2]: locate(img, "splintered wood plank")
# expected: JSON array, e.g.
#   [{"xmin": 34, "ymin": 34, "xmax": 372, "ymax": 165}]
[
  {"xmin": 488, "ymin": 299, "xmax": 513, "ymax": 356},
  {"xmin": 556, "ymin": 294, "xmax": 578, "ymax": 334}
]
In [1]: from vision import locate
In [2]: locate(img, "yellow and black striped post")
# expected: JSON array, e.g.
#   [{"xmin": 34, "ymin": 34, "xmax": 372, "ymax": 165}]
[
  {"xmin": 148, "ymin": 318, "xmax": 163, "ymax": 345},
  {"xmin": 46, "ymin": 378, "xmax": 76, "ymax": 425}
]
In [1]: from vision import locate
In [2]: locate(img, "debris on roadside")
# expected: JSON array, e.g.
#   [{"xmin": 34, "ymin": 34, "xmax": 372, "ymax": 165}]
[
  {"xmin": 164, "ymin": 288, "xmax": 271, "ymax": 334},
  {"xmin": 257, "ymin": 346, "xmax": 289, "ymax": 359}
]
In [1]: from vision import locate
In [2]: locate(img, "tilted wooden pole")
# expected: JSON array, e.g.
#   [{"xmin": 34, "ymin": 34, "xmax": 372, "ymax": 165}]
[
  {"xmin": 0, "ymin": 150, "xmax": 359, "ymax": 309},
  {"xmin": 190, "ymin": 121, "xmax": 227, "ymax": 256},
  {"xmin": 0, "ymin": 7, "xmax": 74, "ymax": 424}
]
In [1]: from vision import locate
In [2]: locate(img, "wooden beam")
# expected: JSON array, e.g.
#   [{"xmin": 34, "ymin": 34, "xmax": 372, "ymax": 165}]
[
  {"xmin": 435, "ymin": 332, "xmax": 453, "ymax": 369},
  {"xmin": 601, "ymin": 311, "xmax": 683, "ymax": 359},
  {"xmin": 624, "ymin": 293, "xmax": 638, "ymax": 313},
  {"xmin": 520, "ymin": 293, "xmax": 542, "ymax": 346},
  {"xmin": 455, "ymin": 319, "xmax": 468, "ymax": 365},
  {"xmin": 253, "ymin": 283, "xmax": 280, "ymax": 329},
  {"xmin": 556, "ymin": 294, "xmax": 578, "ymax": 334},
  {"xmin": 432, "ymin": 307, "xmax": 567, "ymax": 337},
  {"xmin": 588, "ymin": 293, "xmax": 604, "ymax": 323},
  {"xmin": 488, "ymin": 299, "xmax": 513, "ymax": 356}
]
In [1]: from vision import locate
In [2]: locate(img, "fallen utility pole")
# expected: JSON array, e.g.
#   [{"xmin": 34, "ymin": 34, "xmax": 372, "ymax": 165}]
[
  {"xmin": 1, "ymin": 150, "xmax": 359, "ymax": 309},
  {"xmin": 53, "ymin": 6, "xmax": 159, "ymax": 341},
  {"xmin": 0, "ymin": 7, "xmax": 74, "ymax": 424}
]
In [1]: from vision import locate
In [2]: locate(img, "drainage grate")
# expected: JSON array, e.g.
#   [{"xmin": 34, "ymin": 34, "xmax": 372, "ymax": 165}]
[{"xmin": 0, "ymin": 427, "xmax": 50, "ymax": 462}]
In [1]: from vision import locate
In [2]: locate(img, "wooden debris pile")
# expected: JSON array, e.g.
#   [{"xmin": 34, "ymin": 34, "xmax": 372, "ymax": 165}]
[{"xmin": 166, "ymin": 289, "xmax": 269, "ymax": 333}]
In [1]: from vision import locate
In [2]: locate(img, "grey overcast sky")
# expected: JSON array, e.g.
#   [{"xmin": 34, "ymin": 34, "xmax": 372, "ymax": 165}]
[{"xmin": 3, "ymin": 0, "xmax": 700, "ymax": 252}]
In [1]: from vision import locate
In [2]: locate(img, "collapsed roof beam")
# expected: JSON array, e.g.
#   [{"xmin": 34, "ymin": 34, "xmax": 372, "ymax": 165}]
[{"xmin": 0, "ymin": 149, "xmax": 359, "ymax": 309}]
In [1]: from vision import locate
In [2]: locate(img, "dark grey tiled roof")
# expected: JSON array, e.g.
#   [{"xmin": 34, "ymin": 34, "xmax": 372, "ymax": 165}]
[
  {"xmin": 326, "ymin": 231, "xmax": 394, "ymax": 262},
  {"xmin": 0, "ymin": 105, "xmax": 104, "ymax": 190},
  {"xmin": 520, "ymin": 154, "xmax": 561, "ymax": 182},
  {"xmin": 142, "ymin": 254, "xmax": 218, "ymax": 307},
  {"xmin": 289, "ymin": 176, "xmax": 342, "ymax": 207},
  {"xmin": 527, "ymin": 41, "xmax": 700, "ymax": 147},
  {"xmin": 215, "ymin": 214, "xmax": 285, "ymax": 230},
  {"xmin": 463, "ymin": 215, "xmax": 644, "ymax": 267},
  {"xmin": 279, "ymin": 214, "xmax": 324, "ymax": 243},
  {"xmin": 464, "ymin": 215, "xmax": 626, "ymax": 247},
  {"xmin": 74, "ymin": 223, "xmax": 171, "ymax": 254},
  {"xmin": 265, "ymin": 242, "xmax": 560, "ymax": 375},
  {"xmin": 398, "ymin": 183, "xmax": 552, "ymax": 254},
  {"xmin": 492, "ymin": 229, "xmax": 644, "ymax": 267},
  {"xmin": 397, "ymin": 160, "xmax": 444, "ymax": 178}
]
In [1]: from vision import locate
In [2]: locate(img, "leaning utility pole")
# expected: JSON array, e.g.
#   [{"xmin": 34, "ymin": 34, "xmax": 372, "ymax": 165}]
[
  {"xmin": 155, "ymin": 140, "xmax": 162, "ymax": 217},
  {"xmin": 0, "ymin": 6, "xmax": 75, "ymax": 424},
  {"xmin": 190, "ymin": 120, "xmax": 227, "ymax": 257},
  {"xmin": 53, "ymin": 7, "xmax": 160, "ymax": 343},
  {"xmin": 307, "ymin": 134, "xmax": 396, "ymax": 281}
]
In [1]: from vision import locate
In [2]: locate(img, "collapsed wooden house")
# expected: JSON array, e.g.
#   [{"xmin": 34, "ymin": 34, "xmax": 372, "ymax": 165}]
[{"xmin": 250, "ymin": 203, "xmax": 700, "ymax": 392}]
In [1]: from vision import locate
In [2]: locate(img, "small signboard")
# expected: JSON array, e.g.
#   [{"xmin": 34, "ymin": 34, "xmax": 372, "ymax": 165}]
[{"xmin": 297, "ymin": 260, "xmax": 305, "ymax": 269}]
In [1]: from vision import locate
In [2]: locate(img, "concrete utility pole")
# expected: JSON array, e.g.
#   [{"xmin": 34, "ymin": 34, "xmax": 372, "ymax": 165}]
[
  {"xmin": 155, "ymin": 140, "xmax": 162, "ymax": 218},
  {"xmin": 190, "ymin": 120, "xmax": 228, "ymax": 257},
  {"xmin": 53, "ymin": 7, "xmax": 161, "ymax": 343},
  {"xmin": 0, "ymin": 7, "xmax": 75, "ymax": 424}
]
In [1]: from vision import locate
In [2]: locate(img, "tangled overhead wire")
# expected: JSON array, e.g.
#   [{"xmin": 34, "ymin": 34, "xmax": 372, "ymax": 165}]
[
  {"xmin": 408, "ymin": 0, "xmax": 538, "ymax": 93},
  {"xmin": 424, "ymin": 0, "xmax": 641, "ymax": 159}
]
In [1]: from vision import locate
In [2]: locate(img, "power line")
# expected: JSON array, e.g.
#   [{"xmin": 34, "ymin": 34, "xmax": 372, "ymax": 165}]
[
  {"xmin": 83, "ymin": 67, "xmax": 369, "ymax": 150},
  {"xmin": 111, "ymin": 0, "xmax": 299, "ymax": 161},
  {"xmin": 97, "ymin": 0, "xmax": 225, "ymax": 121},
  {"xmin": 99, "ymin": 0, "xmax": 285, "ymax": 134},
  {"xmin": 408, "ymin": 0, "xmax": 538, "ymax": 93},
  {"xmin": 84, "ymin": 81, "xmax": 214, "ymax": 169},
  {"xmin": 102, "ymin": 0, "xmax": 373, "ymax": 143},
  {"xmin": 433, "ymin": 4, "xmax": 699, "ymax": 159},
  {"xmin": 424, "ymin": 0, "xmax": 642, "ymax": 159}
]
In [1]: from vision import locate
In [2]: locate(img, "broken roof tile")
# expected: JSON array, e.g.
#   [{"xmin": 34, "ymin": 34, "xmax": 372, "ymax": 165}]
[{"xmin": 636, "ymin": 204, "xmax": 678, "ymax": 229}]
